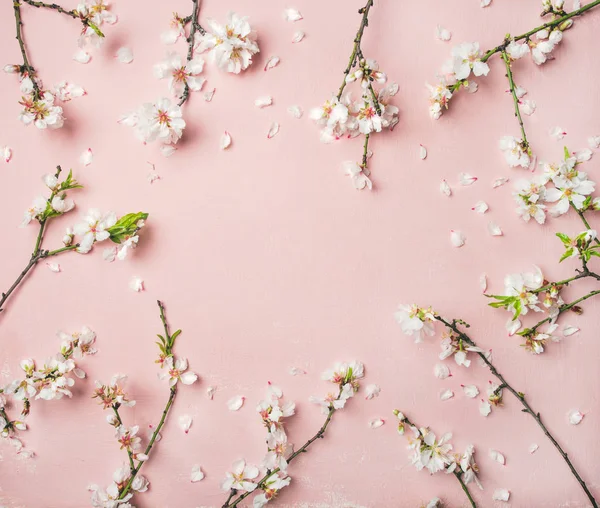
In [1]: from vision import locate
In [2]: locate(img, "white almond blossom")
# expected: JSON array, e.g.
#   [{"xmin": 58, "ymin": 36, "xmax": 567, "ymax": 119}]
[
  {"xmin": 395, "ymin": 305, "xmax": 436, "ymax": 343},
  {"xmin": 221, "ymin": 459, "xmax": 260, "ymax": 492},
  {"xmin": 452, "ymin": 42, "xmax": 490, "ymax": 80},
  {"xmin": 122, "ymin": 97, "xmax": 186, "ymax": 148},
  {"xmin": 154, "ymin": 53, "xmax": 205, "ymax": 97},
  {"xmin": 499, "ymin": 136, "xmax": 530, "ymax": 168},
  {"xmin": 74, "ymin": 209, "xmax": 117, "ymax": 253}
]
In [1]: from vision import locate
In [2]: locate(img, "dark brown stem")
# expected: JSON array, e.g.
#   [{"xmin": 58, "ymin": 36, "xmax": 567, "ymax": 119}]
[
  {"xmin": 436, "ymin": 316, "xmax": 598, "ymax": 508},
  {"xmin": 22, "ymin": 0, "xmax": 79, "ymax": 19},
  {"xmin": 178, "ymin": 0, "xmax": 206, "ymax": 107},
  {"xmin": 12, "ymin": 0, "xmax": 40, "ymax": 99},
  {"xmin": 336, "ymin": 0, "xmax": 375, "ymax": 100}
]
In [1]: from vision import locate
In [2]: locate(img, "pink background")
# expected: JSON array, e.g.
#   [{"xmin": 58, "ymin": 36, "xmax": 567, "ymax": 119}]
[{"xmin": 1, "ymin": 0, "xmax": 600, "ymax": 506}]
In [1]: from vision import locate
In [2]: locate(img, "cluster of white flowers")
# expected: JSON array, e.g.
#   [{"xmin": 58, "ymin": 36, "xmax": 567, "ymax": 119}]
[
  {"xmin": 221, "ymin": 385, "xmax": 294, "ymax": 507},
  {"xmin": 75, "ymin": 0, "xmax": 117, "ymax": 50},
  {"xmin": 88, "ymin": 464, "xmax": 148, "ymax": 508},
  {"xmin": 394, "ymin": 412, "xmax": 483, "ymax": 489},
  {"xmin": 0, "ymin": 326, "xmax": 96, "ymax": 455},
  {"xmin": 311, "ymin": 60, "xmax": 399, "ymax": 190},
  {"xmin": 310, "ymin": 360, "xmax": 365, "ymax": 413},
  {"xmin": 194, "ymin": 12, "xmax": 260, "ymax": 74},
  {"xmin": 514, "ymin": 148, "xmax": 596, "ymax": 223}
]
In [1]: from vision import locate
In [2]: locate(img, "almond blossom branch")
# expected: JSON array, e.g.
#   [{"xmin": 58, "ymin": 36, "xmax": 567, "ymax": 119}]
[
  {"xmin": 435, "ymin": 315, "xmax": 598, "ymax": 508},
  {"xmin": 90, "ymin": 300, "xmax": 198, "ymax": 506},
  {"xmin": 0, "ymin": 166, "xmax": 148, "ymax": 316},
  {"xmin": 501, "ymin": 51, "xmax": 529, "ymax": 152},
  {"xmin": 12, "ymin": 1, "xmax": 40, "ymax": 99},
  {"xmin": 336, "ymin": 0, "xmax": 374, "ymax": 101},
  {"xmin": 480, "ymin": 0, "xmax": 600, "ymax": 63},
  {"xmin": 394, "ymin": 412, "xmax": 478, "ymax": 508},
  {"xmin": 177, "ymin": 0, "xmax": 205, "ymax": 107}
]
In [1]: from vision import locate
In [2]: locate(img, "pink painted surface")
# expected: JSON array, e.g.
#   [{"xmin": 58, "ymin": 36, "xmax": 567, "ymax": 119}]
[{"xmin": 1, "ymin": 0, "xmax": 599, "ymax": 506}]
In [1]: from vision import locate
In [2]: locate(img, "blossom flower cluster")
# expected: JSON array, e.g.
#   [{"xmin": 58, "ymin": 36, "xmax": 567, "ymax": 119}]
[
  {"xmin": 6, "ymin": 0, "xmax": 116, "ymax": 130},
  {"xmin": 122, "ymin": 9, "xmax": 259, "ymax": 155},
  {"xmin": 0, "ymin": 326, "xmax": 97, "ymax": 455},
  {"xmin": 394, "ymin": 412, "xmax": 483, "ymax": 490},
  {"xmin": 513, "ymin": 147, "xmax": 596, "ymax": 224},
  {"xmin": 221, "ymin": 361, "xmax": 364, "ymax": 508},
  {"xmin": 89, "ymin": 304, "xmax": 197, "ymax": 507}
]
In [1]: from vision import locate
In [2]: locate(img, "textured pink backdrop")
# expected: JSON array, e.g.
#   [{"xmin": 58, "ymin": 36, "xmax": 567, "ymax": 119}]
[{"xmin": 1, "ymin": 0, "xmax": 600, "ymax": 506}]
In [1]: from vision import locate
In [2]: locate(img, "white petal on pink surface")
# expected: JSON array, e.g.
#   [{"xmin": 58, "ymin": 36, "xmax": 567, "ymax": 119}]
[
  {"xmin": 204, "ymin": 88, "xmax": 216, "ymax": 102},
  {"xmin": 368, "ymin": 418, "xmax": 385, "ymax": 429},
  {"xmin": 462, "ymin": 385, "xmax": 479, "ymax": 398},
  {"xmin": 487, "ymin": 221, "xmax": 503, "ymax": 236},
  {"xmin": 129, "ymin": 276, "xmax": 144, "ymax": 292},
  {"xmin": 568, "ymin": 410, "xmax": 584, "ymax": 425},
  {"xmin": 227, "ymin": 395, "xmax": 245, "ymax": 411},
  {"xmin": 529, "ymin": 443, "xmax": 539, "ymax": 454},
  {"xmin": 178, "ymin": 414, "xmax": 193, "ymax": 434},
  {"xmin": 116, "ymin": 47, "xmax": 134, "ymax": 64},
  {"xmin": 489, "ymin": 449, "xmax": 506, "ymax": 465},
  {"xmin": 283, "ymin": 8, "xmax": 303, "ymax": 21},
  {"xmin": 492, "ymin": 177, "xmax": 509, "ymax": 188},
  {"xmin": 506, "ymin": 318, "xmax": 522, "ymax": 336},
  {"xmin": 434, "ymin": 363, "xmax": 451, "ymax": 379},
  {"xmin": 73, "ymin": 49, "xmax": 91, "ymax": 64},
  {"xmin": 450, "ymin": 230, "xmax": 465, "ymax": 247},
  {"xmin": 550, "ymin": 126, "xmax": 567, "ymax": 140},
  {"xmin": 160, "ymin": 145, "xmax": 177, "ymax": 158},
  {"xmin": 255, "ymin": 96, "xmax": 273, "ymax": 108},
  {"xmin": 481, "ymin": 0, "xmax": 492, "ymax": 6},
  {"xmin": 190, "ymin": 464, "xmax": 205, "ymax": 482},
  {"xmin": 480, "ymin": 400, "xmax": 491, "ymax": 417},
  {"xmin": 435, "ymin": 25, "xmax": 451, "ymax": 42},
  {"xmin": 79, "ymin": 148, "xmax": 93, "ymax": 166},
  {"xmin": 563, "ymin": 325, "xmax": 580, "ymax": 337},
  {"xmin": 264, "ymin": 56, "xmax": 281, "ymax": 72},
  {"xmin": 459, "ymin": 173, "xmax": 477, "ymax": 186},
  {"xmin": 492, "ymin": 489, "xmax": 510, "ymax": 502},
  {"xmin": 220, "ymin": 131, "xmax": 232, "ymax": 150},
  {"xmin": 287, "ymin": 105, "xmax": 303, "ymax": 118},
  {"xmin": 480, "ymin": 273, "xmax": 488, "ymax": 293},
  {"xmin": 440, "ymin": 389, "xmax": 454, "ymax": 401},
  {"xmin": 45, "ymin": 262, "xmax": 60, "ymax": 273},
  {"xmin": 103, "ymin": 247, "xmax": 117, "ymax": 262},
  {"xmin": 289, "ymin": 366, "xmax": 307, "ymax": 375},
  {"xmin": 267, "ymin": 122, "xmax": 280, "ymax": 139},
  {"xmin": 472, "ymin": 201, "xmax": 488, "ymax": 213},
  {"xmin": 365, "ymin": 384, "xmax": 381, "ymax": 400},
  {"xmin": 292, "ymin": 31, "xmax": 305, "ymax": 43},
  {"xmin": 440, "ymin": 179, "xmax": 452, "ymax": 197},
  {"xmin": 1, "ymin": 146, "xmax": 12, "ymax": 163},
  {"xmin": 588, "ymin": 136, "xmax": 600, "ymax": 149},
  {"xmin": 419, "ymin": 144, "xmax": 427, "ymax": 160},
  {"xmin": 465, "ymin": 81, "xmax": 478, "ymax": 94},
  {"xmin": 207, "ymin": 386, "xmax": 216, "ymax": 400}
]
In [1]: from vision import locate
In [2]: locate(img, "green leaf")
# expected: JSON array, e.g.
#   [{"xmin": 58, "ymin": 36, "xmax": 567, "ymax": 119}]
[
  {"xmin": 559, "ymin": 248, "xmax": 574, "ymax": 262},
  {"xmin": 170, "ymin": 329, "xmax": 182, "ymax": 345},
  {"xmin": 107, "ymin": 212, "xmax": 149, "ymax": 244},
  {"xmin": 87, "ymin": 21, "xmax": 105, "ymax": 38},
  {"xmin": 563, "ymin": 146, "xmax": 571, "ymax": 160},
  {"xmin": 555, "ymin": 232, "xmax": 571, "ymax": 245}
]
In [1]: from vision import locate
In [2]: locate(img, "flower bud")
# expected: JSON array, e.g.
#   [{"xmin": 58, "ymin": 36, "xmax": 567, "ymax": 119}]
[
  {"xmin": 3, "ymin": 64, "xmax": 19, "ymax": 74},
  {"xmin": 63, "ymin": 228, "xmax": 74, "ymax": 246},
  {"xmin": 559, "ymin": 19, "xmax": 574, "ymax": 31},
  {"xmin": 571, "ymin": 305, "xmax": 583, "ymax": 315}
]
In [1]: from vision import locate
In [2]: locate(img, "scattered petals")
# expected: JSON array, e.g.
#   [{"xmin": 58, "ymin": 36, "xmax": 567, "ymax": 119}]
[
  {"xmin": 487, "ymin": 221, "xmax": 503, "ymax": 236},
  {"xmin": 365, "ymin": 384, "xmax": 381, "ymax": 400},
  {"xmin": 472, "ymin": 201, "xmax": 488, "ymax": 213},
  {"xmin": 492, "ymin": 489, "xmax": 510, "ymax": 502},
  {"xmin": 440, "ymin": 389, "xmax": 454, "ymax": 401},
  {"xmin": 103, "ymin": 247, "xmax": 117, "ymax": 262},
  {"xmin": 45, "ymin": 262, "xmax": 60, "ymax": 273},
  {"xmin": 264, "ymin": 56, "xmax": 280, "ymax": 72},
  {"xmin": 588, "ymin": 135, "xmax": 600, "ymax": 149},
  {"xmin": 436, "ymin": 25, "xmax": 452, "ymax": 42},
  {"xmin": 191, "ymin": 464, "xmax": 205, "ymax": 482},
  {"xmin": 220, "ymin": 131, "xmax": 232, "ymax": 150},
  {"xmin": 79, "ymin": 148, "xmax": 93, "ymax": 167},
  {"xmin": 116, "ymin": 47, "xmax": 134, "ymax": 64},
  {"xmin": 178, "ymin": 414, "xmax": 193, "ymax": 434},
  {"xmin": 267, "ymin": 122, "xmax": 280, "ymax": 139},
  {"xmin": 529, "ymin": 443, "xmax": 539, "ymax": 454},
  {"xmin": 129, "ymin": 276, "xmax": 144, "ymax": 292},
  {"xmin": 492, "ymin": 177, "xmax": 509, "ymax": 188},
  {"xmin": 289, "ymin": 366, "xmax": 307, "ymax": 376},
  {"xmin": 368, "ymin": 418, "xmax": 385, "ymax": 429},
  {"xmin": 255, "ymin": 96, "xmax": 273, "ymax": 108},
  {"xmin": 434, "ymin": 363, "xmax": 451, "ymax": 380},
  {"xmin": 283, "ymin": 8, "xmax": 303, "ymax": 21},
  {"xmin": 419, "ymin": 144, "xmax": 427, "ymax": 160},
  {"xmin": 568, "ymin": 409, "xmax": 584, "ymax": 425},
  {"xmin": 440, "ymin": 179, "xmax": 452, "ymax": 197},
  {"xmin": 227, "ymin": 395, "xmax": 245, "ymax": 411},
  {"xmin": 563, "ymin": 325, "xmax": 580, "ymax": 337},
  {"xmin": 160, "ymin": 145, "xmax": 177, "ymax": 158},
  {"xmin": 462, "ymin": 385, "xmax": 479, "ymax": 398},
  {"xmin": 1, "ymin": 146, "xmax": 12, "ymax": 163},
  {"xmin": 480, "ymin": 400, "xmax": 491, "ymax": 417},
  {"xmin": 550, "ymin": 126, "xmax": 566, "ymax": 140},
  {"xmin": 204, "ymin": 88, "xmax": 216, "ymax": 102},
  {"xmin": 479, "ymin": 273, "xmax": 488, "ymax": 293},
  {"xmin": 207, "ymin": 386, "xmax": 216, "ymax": 400},
  {"xmin": 450, "ymin": 230, "xmax": 465, "ymax": 247},
  {"xmin": 489, "ymin": 449, "xmax": 506, "ymax": 465},
  {"xmin": 292, "ymin": 31, "xmax": 305, "ymax": 43},
  {"xmin": 459, "ymin": 173, "xmax": 478, "ymax": 186},
  {"xmin": 287, "ymin": 105, "xmax": 303, "ymax": 118},
  {"xmin": 73, "ymin": 49, "xmax": 91, "ymax": 64}
]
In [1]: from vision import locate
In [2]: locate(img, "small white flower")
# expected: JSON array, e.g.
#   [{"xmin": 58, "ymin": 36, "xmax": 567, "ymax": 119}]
[
  {"xmin": 452, "ymin": 42, "xmax": 489, "ymax": 80},
  {"xmin": 342, "ymin": 161, "xmax": 372, "ymax": 190},
  {"xmin": 221, "ymin": 459, "xmax": 259, "ymax": 492},
  {"xmin": 395, "ymin": 304, "xmax": 436, "ymax": 343}
]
